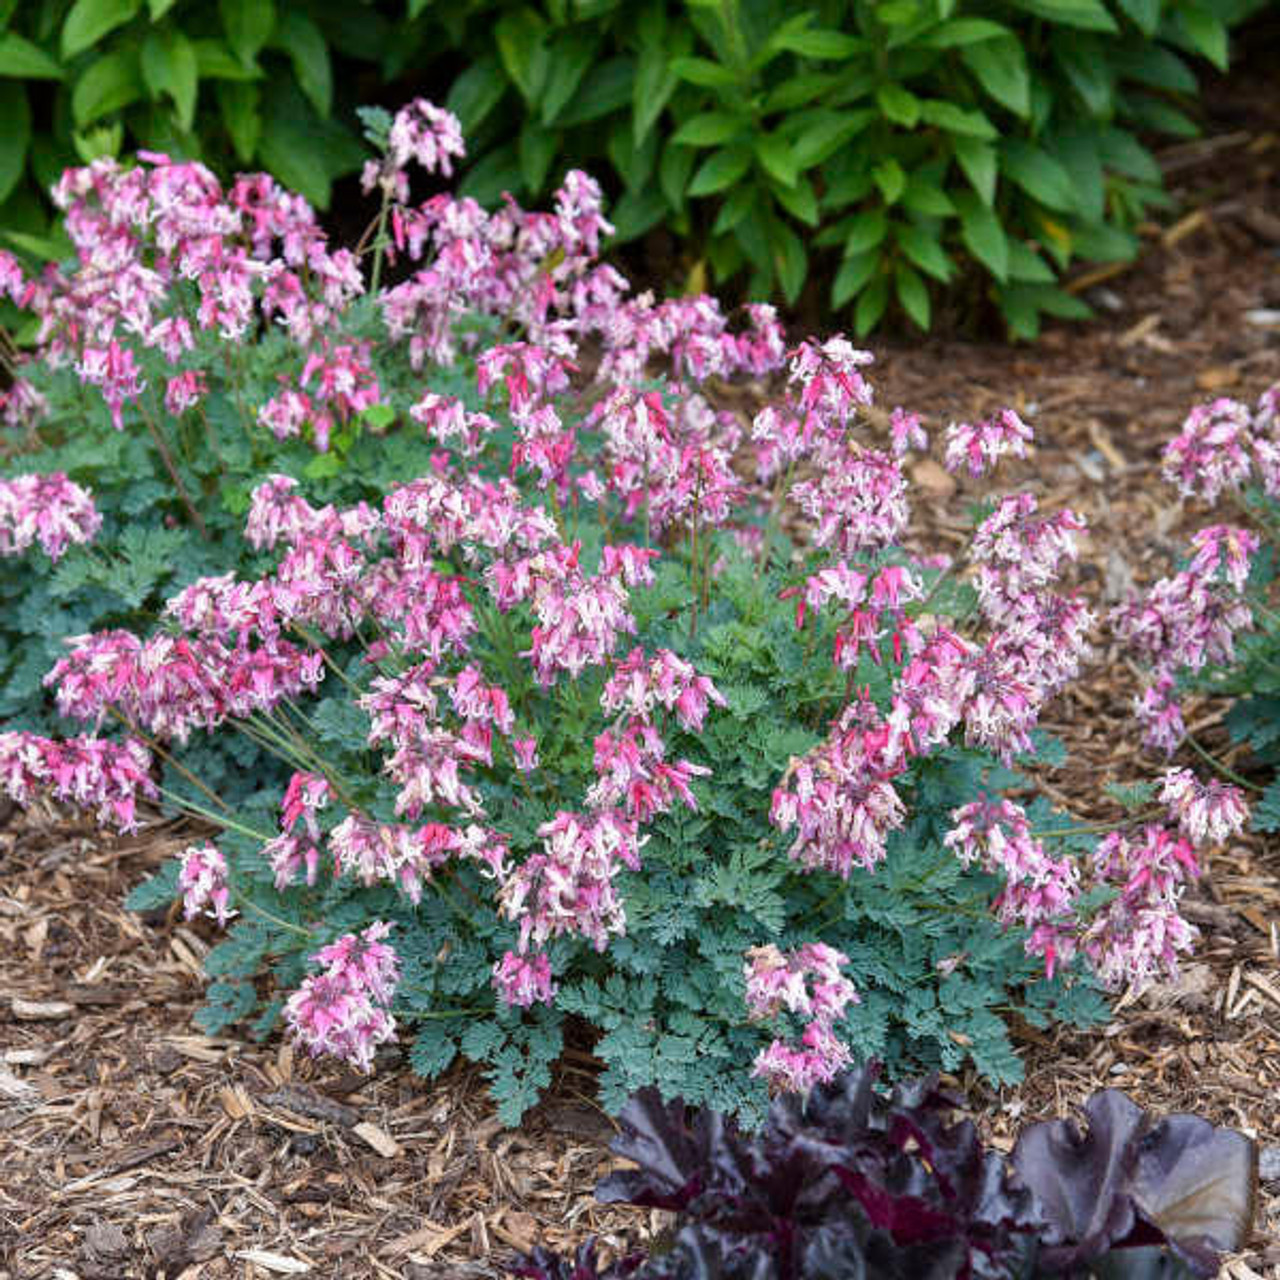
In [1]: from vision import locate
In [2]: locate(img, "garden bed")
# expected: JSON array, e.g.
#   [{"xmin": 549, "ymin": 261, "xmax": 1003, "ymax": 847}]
[{"xmin": 4, "ymin": 60, "xmax": 1280, "ymax": 1280}]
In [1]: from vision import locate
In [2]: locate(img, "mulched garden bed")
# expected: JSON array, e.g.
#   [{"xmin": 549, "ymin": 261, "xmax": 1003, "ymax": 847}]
[{"xmin": 4, "ymin": 57, "xmax": 1280, "ymax": 1280}]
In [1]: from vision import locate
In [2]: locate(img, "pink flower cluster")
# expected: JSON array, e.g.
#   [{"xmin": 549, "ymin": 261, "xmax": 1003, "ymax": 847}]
[
  {"xmin": 1113, "ymin": 528, "xmax": 1257, "ymax": 756},
  {"xmin": 1082, "ymin": 827, "xmax": 1201, "ymax": 991},
  {"xmin": 943, "ymin": 408, "xmax": 1033, "ymax": 477},
  {"xmin": 285, "ymin": 922, "xmax": 400, "ymax": 1071},
  {"xmin": 494, "ymin": 640, "xmax": 721, "ymax": 985},
  {"xmin": 178, "ymin": 842, "xmax": 235, "ymax": 926},
  {"xmin": 0, "ymin": 472, "xmax": 101, "ymax": 562},
  {"xmin": 945, "ymin": 797, "xmax": 1079, "ymax": 977},
  {"xmin": 1112, "ymin": 390, "xmax": 1280, "ymax": 755},
  {"xmin": 770, "ymin": 694, "xmax": 907, "ymax": 878},
  {"xmin": 745, "ymin": 943, "xmax": 860, "ymax": 1093},
  {"xmin": 0, "ymin": 732, "xmax": 155, "ymax": 832}
]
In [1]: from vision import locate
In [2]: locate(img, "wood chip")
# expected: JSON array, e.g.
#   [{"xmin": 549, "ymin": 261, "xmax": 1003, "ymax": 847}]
[
  {"xmin": 11, "ymin": 997, "xmax": 74, "ymax": 1020},
  {"xmin": 234, "ymin": 1249, "xmax": 311, "ymax": 1274},
  {"xmin": 0, "ymin": 1067, "xmax": 37, "ymax": 1101},
  {"xmin": 382, "ymin": 1219, "xmax": 468, "ymax": 1258},
  {"xmin": 260, "ymin": 1085, "xmax": 358, "ymax": 1128},
  {"xmin": 219, "ymin": 1084, "xmax": 255, "ymax": 1120},
  {"xmin": 1242, "ymin": 970, "xmax": 1280, "ymax": 1012},
  {"xmin": 4, "ymin": 1045, "xmax": 54, "ymax": 1065},
  {"xmin": 163, "ymin": 1035, "xmax": 234, "ymax": 1063},
  {"xmin": 353, "ymin": 1120, "xmax": 401, "ymax": 1158}
]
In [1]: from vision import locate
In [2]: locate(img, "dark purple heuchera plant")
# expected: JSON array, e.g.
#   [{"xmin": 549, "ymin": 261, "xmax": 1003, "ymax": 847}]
[{"xmin": 513, "ymin": 1063, "xmax": 1256, "ymax": 1280}]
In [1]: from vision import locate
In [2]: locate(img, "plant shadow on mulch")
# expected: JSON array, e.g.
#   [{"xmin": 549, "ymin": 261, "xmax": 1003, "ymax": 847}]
[{"xmin": 6, "ymin": 54, "xmax": 1280, "ymax": 1280}]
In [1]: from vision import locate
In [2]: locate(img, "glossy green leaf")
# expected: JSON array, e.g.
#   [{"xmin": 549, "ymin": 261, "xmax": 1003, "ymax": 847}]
[
  {"xmin": 895, "ymin": 222, "xmax": 954, "ymax": 281},
  {"xmin": 854, "ymin": 271, "xmax": 889, "ymax": 334},
  {"xmin": 269, "ymin": 11, "xmax": 330, "ymax": 118},
  {"xmin": 1097, "ymin": 126, "xmax": 1160, "ymax": 181},
  {"xmin": 62, "ymin": 0, "xmax": 139, "ymax": 60},
  {"xmin": 258, "ymin": 80, "xmax": 364, "ymax": 209},
  {"xmin": 1052, "ymin": 32, "xmax": 1114, "ymax": 117},
  {"xmin": 953, "ymin": 136, "xmax": 996, "ymax": 205},
  {"xmin": 919, "ymin": 99, "xmax": 997, "ymax": 139},
  {"xmin": 734, "ymin": 207, "xmax": 773, "ymax": 277},
  {"xmin": 872, "ymin": 157, "xmax": 906, "ymax": 204},
  {"xmin": 1002, "ymin": 140, "xmax": 1077, "ymax": 211},
  {"xmin": 216, "ymin": 80, "xmax": 259, "ymax": 162},
  {"xmin": 832, "ymin": 249, "xmax": 879, "ymax": 307},
  {"xmin": 670, "ymin": 55, "xmax": 739, "ymax": 88},
  {"xmin": 540, "ymin": 27, "xmax": 598, "ymax": 124},
  {"xmin": 458, "ymin": 141, "xmax": 521, "ymax": 206},
  {"xmin": 518, "ymin": 119, "xmax": 558, "ymax": 194},
  {"xmin": 772, "ymin": 174, "xmax": 819, "ymax": 225},
  {"xmin": 1111, "ymin": 44, "xmax": 1196, "ymax": 93},
  {"xmin": 495, "ymin": 6, "xmax": 547, "ymax": 102},
  {"xmin": 607, "ymin": 117, "xmax": 658, "ymax": 190},
  {"xmin": 446, "ymin": 56, "xmax": 507, "ymax": 134},
  {"xmin": 1006, "ymin": 238, "xmax": 1056, "ymax": 282},
  {"xmin": 672, "ymin": 112, "xmax": 745, "ymax": 147},
  {"xmin": 1125, "ymin": 93, "xmax": 1199, "ymax": 138},
  {"xmin": 149, "ymin": 0, "xmax": 177, "ymax": 17},
  {"xmin": 764, "ymin": 72, "xmax": 839, "ymax": 112},
  {"xmin": 219, "ymin": 0, "xmax": 274, "ymax": 66},
  {"xmin": 895, "ymin": 261, "xmax": 930, "ymax": 329},
  {"xmin": 72, "ymin": 49, "xmax": 142, "ymax": 125},
  {"xmin": 688, "ymin": 145, "xmax": 752, "ymax": 196},
  {"xmin": 1177, "ymin": 5, "xmax": 1228, "ymax": 70},
  {"xmin": 920, "ymin": 17, "xmax": 1012, "ymax": 46},
  {"xmin": 0, "ymin": 81, "xmax": 30, "ymax": 202},
  {"xmin": 140, "ymin": 27, "xmax": 197, "ymax": 131},
  {"xmin": 557, "ymin": 57, "xmax": 631, "ymax": 126},
  {"xmin": 845, "ymin": 208, "xmax": 888, "ymax": 255},
  {"xmin": 712, "ymin": 180, "xmax": 757, "ymax": 234},
  {"xmin": 659, "ymin": 139, "xmax": 697, "ymax": 211},
  {"xmin": 1008, "ymin": 0, "xmax": 1118, "ymax": 32},
  {"xmin": 753, "ymin": 131, "xmax": 797, "ymax": 186},
  {"xmin": 1049, "ymin": 128, "xmax": 1105, "ymax": 223},
  {"xmin": 876, "ymin": 0, "xmax": 921, "ymax": 26},
  {"xmin": 791, "ymin": 109, "xmax": 874, "ymax": 168},
  {"xmin": 960, "ymin": 37, "xmax": 1030, "ymax": 117},
  {"xmin": 774, "ymin": 221, "xmax": 807, "ymax": 303},
  {"xmin": 633, "ymin": 38, "xmax": 681, "ymax": 143},
  {"xmin": 192, "ymin": 38, "xmax": 261, "ymax": 81},
  {"xmin": 956, "ymin": 191, "xmax": 1008, "ymax": 280},
  {"xmin": 1116, "ymin": 0, "xmax": 1161, "ymax": 35},
  {"xmin": 876, "ymin": 83, "xmax": 920, "ymax": 127},
  {"xmin": 769, "ymin": 27, "xmax": 867, "ymax": 58},
  {"xmin": 903, "ymin": 174, "xmax": 955, "ymax": 217},
  {"xmin": 0, "ymin": 32, "xmax": 64, "ymax": 78},
  {"xmin": 610, "ymin": 186, "xmax": 667, "ymax": 242}
]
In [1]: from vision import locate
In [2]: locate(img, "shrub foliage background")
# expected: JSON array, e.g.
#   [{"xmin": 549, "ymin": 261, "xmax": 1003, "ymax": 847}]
[{"xmin": 0, "ymin": 0, "xmax": 1270, "ymax": 336}]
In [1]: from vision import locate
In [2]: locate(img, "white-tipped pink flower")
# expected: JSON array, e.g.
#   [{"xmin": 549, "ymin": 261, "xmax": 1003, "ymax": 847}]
[
  {"xmin": 178, "ymin": 842, "xmax": 236, "ymax": 927},
  {"xmin": 944, "ymin": 408, "xmax": 1033, "ymax": 477},
  {"xmin": 493, "ymin": 950, "xmax": 557, "ymax": 1008},
  {"xmin": 285, "ymin": 922, "xmax": 400, "ymax": 1071},
  {"xmin": 0, "ymin": 472, "xmax": 102, "ymax": 562},
  {"xmin": 1159, "ymin": 768, "xmax": 1248, "ymax": 847}
]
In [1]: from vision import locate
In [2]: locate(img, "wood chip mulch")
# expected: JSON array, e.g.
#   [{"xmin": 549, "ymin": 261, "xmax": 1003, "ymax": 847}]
[{"xmin": 5, "ymin": 55, "xmax": 1280, "ymax": 1280}]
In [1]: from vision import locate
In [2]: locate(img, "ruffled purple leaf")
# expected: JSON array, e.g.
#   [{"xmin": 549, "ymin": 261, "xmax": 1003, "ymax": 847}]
[{"xmin": 1013, "ymin": 1090, "xmax": 1257, "ymax": 1277}]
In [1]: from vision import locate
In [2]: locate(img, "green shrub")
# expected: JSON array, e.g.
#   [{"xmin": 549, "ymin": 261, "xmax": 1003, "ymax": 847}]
[
  {"xmin": 0, "ymin": 0, "xmax": 1269, "ymax": 337},
  {"xmin": 428, "ymin": 0, "xmax": 1268, "ymax": 337}
]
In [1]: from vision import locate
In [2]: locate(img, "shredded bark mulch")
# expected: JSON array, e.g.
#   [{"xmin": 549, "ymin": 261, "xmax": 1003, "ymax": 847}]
[{"xmin": 5, "ymin": 58, "xmax": 1280, "ymax": 1280}]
